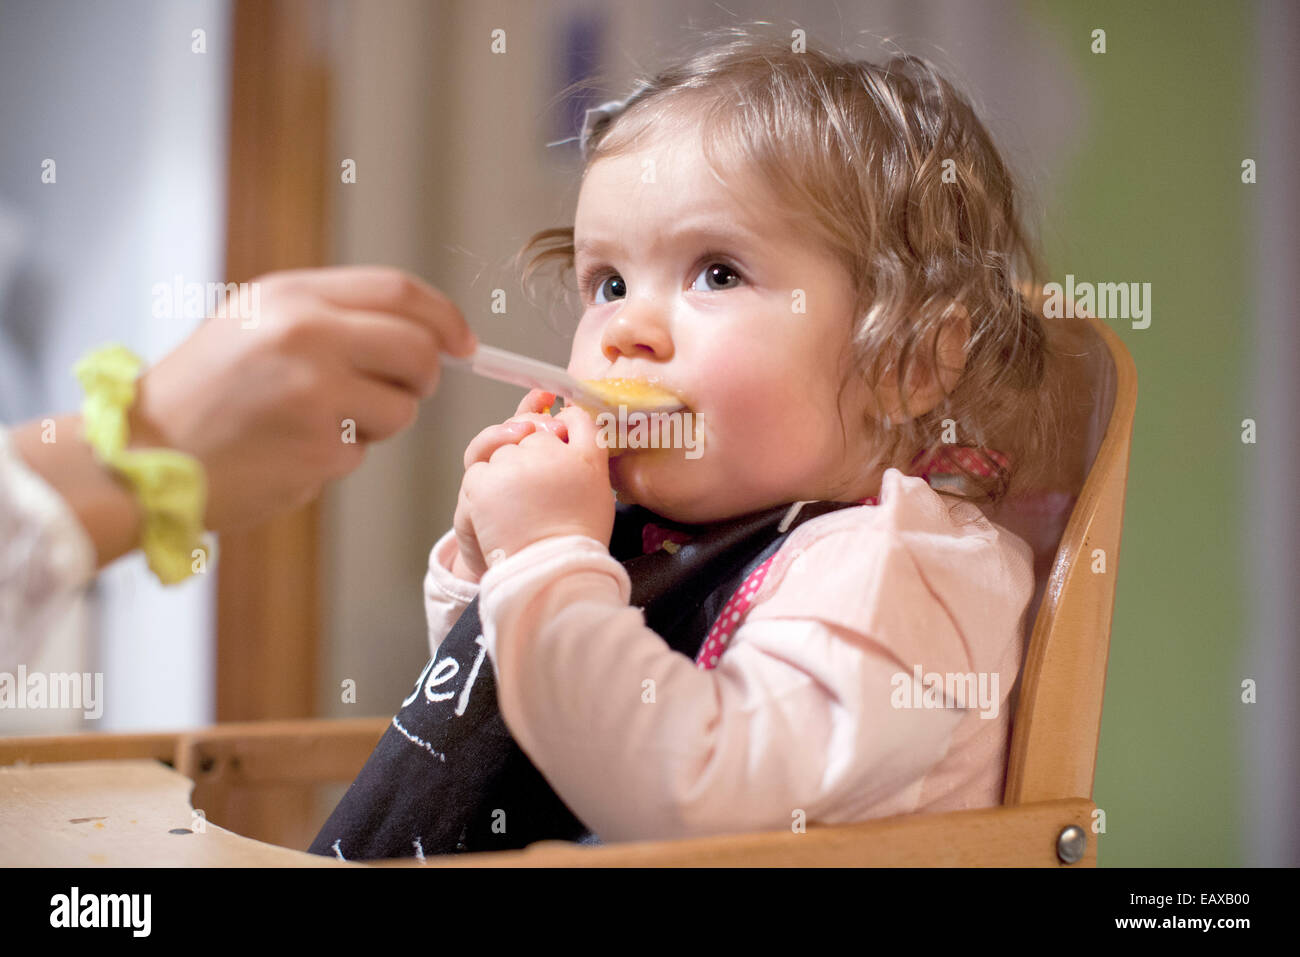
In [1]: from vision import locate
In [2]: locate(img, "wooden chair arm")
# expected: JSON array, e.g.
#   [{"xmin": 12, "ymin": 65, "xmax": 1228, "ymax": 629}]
[
  {"xmin": 0, "ymin": 717, "xmax": 389, "ymax": 784},
  {"xmin": 172, "ymin": 717, "xmax": 389, "ymax": 785},
  {"xmin": 0, "ymin": 756, "xmax": 1095, "ymax": 867},
  {"xmin": 0, "ymin": 730, "xmax": 180, "ymax": 766},
  {"xmin": 378, "ymin": 798, "xmax": 1098, "ymax": 868}
]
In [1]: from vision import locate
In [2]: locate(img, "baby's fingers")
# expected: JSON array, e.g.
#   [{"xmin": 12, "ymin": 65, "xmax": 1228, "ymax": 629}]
[
  {"xmin": 555, "ymin": 405, "xmax": 606, "ymax": 461},
  {"xmin": 463, "ymin": 420, "xmax": 537, "ymax": 470},
  {"xmin": 514, "ymin": 389, "xmax": 556, "ymax": 417}
]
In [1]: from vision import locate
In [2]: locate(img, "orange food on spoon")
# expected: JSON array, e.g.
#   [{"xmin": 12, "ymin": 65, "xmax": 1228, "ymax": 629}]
[{"xmin": 575, "ymin": 378, "xmax": 683, "ymax": 414}]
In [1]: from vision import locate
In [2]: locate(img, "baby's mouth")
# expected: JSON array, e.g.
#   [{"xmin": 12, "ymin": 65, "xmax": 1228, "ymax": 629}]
[
  {"xmin": 575, "ymin": 377, "xmax": 689, "ymax": 414},
  {"xmin": 586, "ymin": 384, "xmax": 707, "ymax": 463}
]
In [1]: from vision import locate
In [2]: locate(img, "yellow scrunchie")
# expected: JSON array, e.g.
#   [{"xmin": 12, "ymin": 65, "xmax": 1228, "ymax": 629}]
[{"xmin": 74, "ymin": 345, "xmax": 208, "ymax": 584}]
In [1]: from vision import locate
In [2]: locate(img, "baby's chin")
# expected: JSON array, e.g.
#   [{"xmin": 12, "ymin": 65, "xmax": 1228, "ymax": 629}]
[{"xmin": 608, "ymin": 450, "xmax": 746, "ymax": 524}]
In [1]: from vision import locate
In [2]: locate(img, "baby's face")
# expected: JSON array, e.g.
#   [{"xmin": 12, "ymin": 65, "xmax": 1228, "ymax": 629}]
[{"xmin": 568, "ymin": 127, "xmax": 880, "ymax": 523}]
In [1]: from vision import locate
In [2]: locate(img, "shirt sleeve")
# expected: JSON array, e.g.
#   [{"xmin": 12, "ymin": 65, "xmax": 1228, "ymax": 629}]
[
  {"xmin": 475, "ymin": 531, "xmax": 967, "ymax": 843},
  {"xmin": 0, "ymin": 426, "xmax": 98, "ymax": 673},
  {"xmin": 423, "ymin": 527, "xmax": 479, "ymax": 659}
]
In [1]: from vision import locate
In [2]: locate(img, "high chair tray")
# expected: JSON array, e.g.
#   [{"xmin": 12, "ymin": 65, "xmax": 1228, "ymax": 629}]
[
  {"xmin": 0, "ymin": 760, "xmax": 352, "ymax": 867},
  {"xmin": 0, "ymin": 718, "xmax": 1097, "ymax": 867}
]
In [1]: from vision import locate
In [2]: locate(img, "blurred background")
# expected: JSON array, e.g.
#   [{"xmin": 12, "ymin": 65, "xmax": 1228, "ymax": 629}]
[{"xmin": 0, "ymin": 0, "xmax": 1294, "ymax": 866}]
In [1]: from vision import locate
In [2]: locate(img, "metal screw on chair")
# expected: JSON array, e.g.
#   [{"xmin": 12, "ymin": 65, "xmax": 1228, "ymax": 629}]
[{"xmin": 1056, "ymin": 825, "xmax": 1087, "ymax": 864}]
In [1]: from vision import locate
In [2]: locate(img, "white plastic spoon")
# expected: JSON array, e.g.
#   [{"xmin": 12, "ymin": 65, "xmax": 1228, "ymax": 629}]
[{"xmin": 441, "ymin": 343, "xmax": 684, "ymax": 414}]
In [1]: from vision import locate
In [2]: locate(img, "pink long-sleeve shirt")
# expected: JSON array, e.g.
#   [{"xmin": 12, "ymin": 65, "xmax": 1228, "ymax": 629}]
[{"xmin": 423, "ymin": 467, "xmax": 1036, "ymax": 844}]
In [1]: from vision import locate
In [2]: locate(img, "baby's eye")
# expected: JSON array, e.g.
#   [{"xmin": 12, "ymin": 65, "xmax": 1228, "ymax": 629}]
[
  {"xmin": 691, "ymin": 262, "xmax": 743, "ymax": 292},
  {"xmin": 592, "ymin": 273, "xmax": 627, "ymax": 304}
]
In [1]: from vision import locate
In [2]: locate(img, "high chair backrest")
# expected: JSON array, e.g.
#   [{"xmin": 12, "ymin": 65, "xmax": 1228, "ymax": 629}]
[{"xmin": 983, "ymin": 311, "xmax": 1137, "ymax": 805}]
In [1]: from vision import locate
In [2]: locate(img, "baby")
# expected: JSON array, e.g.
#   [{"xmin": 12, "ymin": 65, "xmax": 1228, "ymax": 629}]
[{"xmin": 311, "ymin": 30, "xmax": 1057, "ymax": 861}]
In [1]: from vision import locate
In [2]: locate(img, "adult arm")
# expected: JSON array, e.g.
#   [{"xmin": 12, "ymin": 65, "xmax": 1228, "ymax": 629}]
[{"xmin": 0, "ymin": 265, "xmax": 476, "ymax": 664}]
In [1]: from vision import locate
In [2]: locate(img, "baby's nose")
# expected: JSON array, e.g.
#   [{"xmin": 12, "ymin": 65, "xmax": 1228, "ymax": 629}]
[{"xmin": 600, "ymin": 302, "xmax": 674, "ymax": 362}]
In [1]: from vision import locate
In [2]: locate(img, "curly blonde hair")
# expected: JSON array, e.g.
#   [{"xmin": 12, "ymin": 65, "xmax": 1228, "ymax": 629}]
[{"xmin": 517, "ymin": 26, "xmax": 1062, "ymax": 508}]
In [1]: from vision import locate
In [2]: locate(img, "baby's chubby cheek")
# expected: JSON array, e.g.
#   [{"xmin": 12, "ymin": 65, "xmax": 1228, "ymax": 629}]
[
  {"xmin": 708, "ymin": 390, "xmax": 806, "ymax": 477},
  {"xmin": 564, "ymin": 324, "xmax": 606, "ymax": 380}
]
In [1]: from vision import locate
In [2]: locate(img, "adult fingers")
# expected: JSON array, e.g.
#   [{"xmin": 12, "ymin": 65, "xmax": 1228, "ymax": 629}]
[
  {"xmin": 335, "ymin": 374, "xmax": 421, "ymax": 444},
  {"xmin": 278, "ymin": 265, "xmax": 478, "ymax": 357},
  {"xmin": 335, "ymin": 309, "xmax": 442, "ymax": 397}
]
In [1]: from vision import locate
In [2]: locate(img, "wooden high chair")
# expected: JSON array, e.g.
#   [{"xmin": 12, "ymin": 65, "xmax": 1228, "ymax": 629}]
[{"xmin": 0, "ymin": 311, "xmax": 1135, "ymax": 868}]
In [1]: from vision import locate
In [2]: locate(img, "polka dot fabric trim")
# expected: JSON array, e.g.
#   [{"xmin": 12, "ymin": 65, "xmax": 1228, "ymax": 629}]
[
  {"xmin": 695, "ymin": 552, "xmax": 775, "ymax": 669},
  {"xmin": 688, "ymin": 444, "xmax": 1009, "ymax": 670},
  {"xmin": 694, "ymin": 494, "xmax": 879, "ymax": 670}
]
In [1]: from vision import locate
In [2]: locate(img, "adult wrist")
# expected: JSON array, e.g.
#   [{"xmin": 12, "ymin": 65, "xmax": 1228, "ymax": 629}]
[
  {"xmin": 74, "ymin": 344, "xmax": 209, "ymax": 584},
  {"xmin": 124, "ymin": 392, "xmax": 168, "ymax": 454},
  {"xmin": 11, "ymin": 413, "xmax": 146, "ymax": 569}
]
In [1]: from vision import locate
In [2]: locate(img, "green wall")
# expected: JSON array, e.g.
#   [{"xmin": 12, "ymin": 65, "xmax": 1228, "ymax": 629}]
[{"xmin": 1026, "ymin": 1, "xmax": 1252, "ymax": 865}]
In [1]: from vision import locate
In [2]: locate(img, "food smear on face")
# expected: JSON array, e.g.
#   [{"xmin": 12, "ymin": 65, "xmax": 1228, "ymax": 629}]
[
  {"xmin": 575, "ymin": 377, "xmax": 683, "ymax": 413},
  {"xmin": 573, "ymin": 378, "xmax": 699, "ymax": 458}
]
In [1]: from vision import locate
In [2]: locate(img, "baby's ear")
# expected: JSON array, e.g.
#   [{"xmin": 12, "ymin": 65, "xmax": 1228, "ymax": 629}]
[
  {"xmin": 933, "ymin": 301, "xmax": 970, "ymax": 396},
  {"xmin": 897, "ymin": 301, "xmax": 970, "ymax": 420}
]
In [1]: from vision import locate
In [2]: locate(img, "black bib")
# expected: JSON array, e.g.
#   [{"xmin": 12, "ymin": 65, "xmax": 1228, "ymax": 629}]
[{"xmin": 308, "ymin": 499, "xmax": 857, "ymax": 861}]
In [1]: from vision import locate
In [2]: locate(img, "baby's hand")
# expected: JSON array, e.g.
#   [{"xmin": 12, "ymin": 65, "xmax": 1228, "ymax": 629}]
[
  {"xmin": 452, "ymin": 389, "xmax": 556, "ymax": 581},
  {"xmin": 455, "ymin": 389, "xmax": 614, "ymax": 580}
]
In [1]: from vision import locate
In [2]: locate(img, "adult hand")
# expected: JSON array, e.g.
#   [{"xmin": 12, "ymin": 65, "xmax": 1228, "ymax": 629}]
[{"xmin": 128, "ymin": 265, "xmax": 476, "ymax": 534}]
